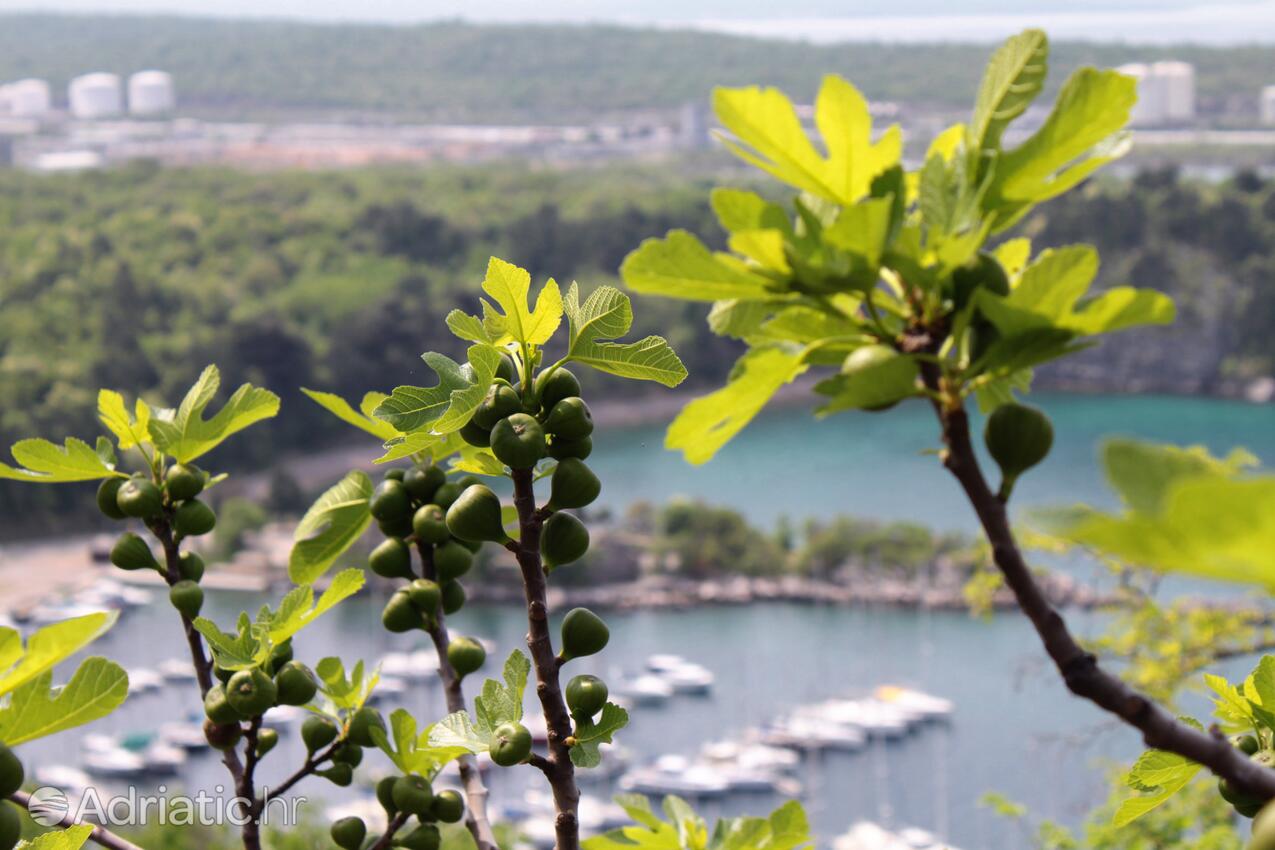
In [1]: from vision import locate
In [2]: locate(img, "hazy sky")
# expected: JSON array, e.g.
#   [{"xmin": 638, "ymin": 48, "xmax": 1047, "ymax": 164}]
[{"xmin": 1, "ymin": 0, "xmax": 1274, "ymax": 43}]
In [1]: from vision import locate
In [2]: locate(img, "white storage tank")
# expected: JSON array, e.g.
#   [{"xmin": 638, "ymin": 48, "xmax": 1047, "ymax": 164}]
[
  {"xmin": 128, "ymin": 70, "xmax": 175, "ymax": 116},
  {"xmin": 4, "ymin": 79, "xmax": 51, "ymax": 116},
  {"xmin": 1263, "ymin": 85, "xmax": 1275, "ymax": 126},
  {"xmin": 69, "ymin": 73, "xmax": 123, "ymax": 119}
]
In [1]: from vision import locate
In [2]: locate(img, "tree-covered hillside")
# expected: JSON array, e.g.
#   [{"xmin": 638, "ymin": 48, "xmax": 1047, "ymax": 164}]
[{"xmin": 0, "ymin": 15, "xmax": 1273, "ymax": 121}]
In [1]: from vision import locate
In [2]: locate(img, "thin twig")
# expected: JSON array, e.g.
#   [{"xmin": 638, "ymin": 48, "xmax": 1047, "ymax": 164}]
[
  {"xmin": 510, "ymin": 468, "xmax": 580, "ymax": 850},
  {"xmin": 369, "ymin": 812, "xmax": 411, "ymax": 850},
  {"xmin": 9, "ymin": 791, "xmax": 144, "ymax": 850}
]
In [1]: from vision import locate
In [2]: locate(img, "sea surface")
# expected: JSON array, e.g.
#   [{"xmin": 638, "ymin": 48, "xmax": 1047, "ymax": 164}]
[{"xmin": 20, "ymin": 394, "xmax": 1275, "ymax": 847}]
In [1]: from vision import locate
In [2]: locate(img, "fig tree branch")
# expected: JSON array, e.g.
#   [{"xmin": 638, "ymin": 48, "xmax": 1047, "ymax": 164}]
[
  {"xmin": 415, "ymin": 542, "xmax": 498, "ymax": 850},
  {"xmin": 916, "ymin": 357, "xmax": 1275, "ymax": 800},
  {"xmin": 369, "ymin": 812, "xmax": 410, "ymax": 850},
  {"xmin": 9, "ymin": 791, "xmax": 145, "ymax": 850},
  {"xmin": 510, "ymin": 467, "xmax": 580, "ymax": 850},
  {"xmin": 253, "ymin": 738, "xmax": 341, "ymax": 810}
]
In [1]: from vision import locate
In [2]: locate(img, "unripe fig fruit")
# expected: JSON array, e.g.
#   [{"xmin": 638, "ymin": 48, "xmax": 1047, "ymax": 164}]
[
  {"xmin": 274, "ymin": 661, "xmax": 318, "ymax": 706},
  {"xmin": 0, "ymin": 744, "xmax": 24, "ymax": 798},
  {"xmin": 370, "ymin": 480, "xmax": 412, "ymax": 523},
  {"xmin": 382, "ymin": 591, "xmax": 422, "ymax": 633},
  {"xmin": 226, "ymin": 668, "xmax": 277, "ymax": 717},
  {"xmin": 458, "ymin": 475, "xmax": 482, "ymax": 489},
  {"xmin": 318, "ymin": 763, "xmax": 353, "ymax": 786},
  {"xmin": 169, "ymin": 580, "xmax": 204, "ymax": 619},
  {"xmin": 565, "ymin": 674, "xmax": 609, "ymax": 720},
  {"xmin": 543, "ymin": 397, "xmax": 593, "ymax": 440},
  {"xmin": 391, "ymin": 774, "xmax": 434, "ymax": 817},
  {"xmin": 173, "ymin": 498, "xmax": 217, "ymax": 537},
  {"xmin": 560, "ymin": 608, "xmax": 609, "ymax": 661},
  {"xmin": 490, "ymin": 722, "xmax": 532, "ymax": 767},
  {"xmin": 165, "ymin": 463, "xmax": 205, "ymax": 502},
  {"xmin": 408, "ymin": 579, "xmax": 442, "ymax": 614},
  {"xmin": 409, "ymin": 506, "xmax": 446, "ymax": 547},
  {"xmin": 441, "ymin": 580, "xmax": 466, "ymax": 615},
  {"xmin": 376, "ymin": 775, "xmax": 399, "ymax": 815},
  {"xmin": 548, "ymin": 458, "xmax": 600, "ymax": 510},
  {"xmin": 347, "ymin": 707, "xmax": 386, "ymax": 747},
  {"xmin": 434, "ymin": 541, "xmax": 473, "ymax": 582},
  {"xmin": 446, "ymin": 485, "xmax": 508, "ymax": 544},
  {"xmin": 447, "ymin": 636, "xmax": 486, "ymax": 677},
  {"xmin": 0, "ymin": 802, "xmax": 18, "ymax": 850},
  {"xmin": 111, "ymin": 532, "xmax": 160, "ymax": 572},
  {"xmin": 460, "ymin": 420, "xmax": 492, "ymax": 448},
  {"xmin": 490, "ymin": 413, "xmax": 546, "ymax": 469},
  {"xmin": 331, "ymin": 742, "xmax": 363, "ymax": 767},
  {"xmin": 535, "ymin": 368, "xmax": 582, "ymax": 413},
  {"xmin": 204, "ymin": 683, "xmax": 241, "ymax": 723},
  {"xmin": 495, "ymin": 354, "xmax": 519, "ymax": 385},
  {"xmin": 255, "ymin": 728, "xmax": 279, "ymax": 758},
  {"xmin": 330, "ymin": 816, "xmax": 367, "ymax": 850},
  {"xmin": 214, "ymin": 664, "xmax": 234, "ymax": 685},
  {"xmin": 399, "ymin": 825, "xmax": 441, "ymax": 850},
  {"xmin": 548, "ymin": 435, "xmax": 592, "ymax": 461},
  {"xmin": 179, "ymin": 551, "xmax": 205, "ymax": 582},
  {"xmin": 951, "ymin": 251, "xmax": 1010, "ymax": 309},
  {"xmin": 1235, "ymin": 734, "xmax": 1261, "ymax": 756},
  {"xmin": 431, "ymin": 789, "xmax": 465, "ymax": 824},
  {"xmin": 377, "ymin": 514, "xmax": 414, "ymax": 539},
  {"xmin": 404, "ymin": 464, "xmax": 446, "ymax": 504},
  {"xmin": 473, "ymin": 384, "xmax": 524, "ymax": 431},
  {"xmin": 433, "ymin": 482, "xmax": 463, "ymax": 511},
  {"xmin": 302, "ymin": 716, "xmax": 339, "ymax": 752},
  {"xmin": 97, "ymin": 477, "xmax": 129, "ymax": 520},
  {"xmin": 267, "ymin": 640, "xmax": 293, "ymax": 675},
  {"xmin": 984, "ymin": 402, "xmax": 1053, "ymax": 497},
  {"xmin": 116, "ymin": 477, "xmax": 163, "ymax": 519},
  {"xmin": 204, "ymin": 718, "xmax": 242, "ymax": 750},
  {"xmin": 541, "ymin": 512, "xmax": 589, "ymax": 568},
  {"xmin": 384, "ymin": 468, "xmax": 406, "ymax": 482},
  {"xmin": 968, "ymin": 315, "xmax": 1000, "ymax": 364},
  {"xmin": 369, "ymin": 538, "xmax": 413, "ymax": 579}
]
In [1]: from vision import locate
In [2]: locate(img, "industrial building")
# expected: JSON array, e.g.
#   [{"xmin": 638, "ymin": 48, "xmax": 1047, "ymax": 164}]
[
  {"xmin": 128, "ymin": 71, "xmax": 176, "ymax": 116},
  {"xmin": 69, "ymin": 73, "xmax": 123, "ymax": 119},
  {"xmin": 0, "ymin": 79, "xmax": 52, "ymax": 117},
  {"xmin": 1118, "ymin": 61, "xmax": 1196, "ymax": 126}
]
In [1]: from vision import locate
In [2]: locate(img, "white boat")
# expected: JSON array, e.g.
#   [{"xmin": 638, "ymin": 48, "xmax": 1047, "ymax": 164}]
[
  {"xmin": 157, "ymin": 658, "xmax": 198, "ymax": 682},
  {"xmin": 834, "ymin": 822, "xmax": 959, "ymax": 850},
  {"xmin": 32, "ymin": 765, "xmax": 92, "ymax": 796},
  {"xmin": 796, "ymin": 700, "xmax": 913, "ymax": 739},
  {"xmin": 126, "ymin": 668, "xmax": 164, "ymax": 694},
  {"xmin": 82, "ymin": 748, "xmax": 146, "ymax": 778},
  {"xmin": 646, "ymin": 654, "xmax": 688, "ymax": 673},
  {"xmin": 873, "ymin": 686, "xmax": 954, "ymax": 721},
  {"xmin": 368, "ymin": 676, "xmax": 408, "ymax": 701},
  {"xmin": 618, "ymin": 755, "xmax": 730, "ymax": 798},
  {"xmin": 658, "ymin": 663, "xmax": 714, "ymax": 695},
  {"xmin": 760, "ymin": 716, "xmax": 867, "ymax": 752},
  {"xmin": 701, "ymin": 740, "xmax": 800, "ymax": 773},
  {"xmin": 619, "ymin": 674, "xmax": 674, "ymax": 703},
  {"xmin": 141, "ymin": 741, "xmax": 187, "ymax": 774},
  {"xmin": 159, "ymin": 721, "xmax": 210, "ymax": 750},
  {"xmin": 262, "ymin": 704, "xmax": 306, "ymax": 729},
  {"xmin": 379, "ymin": 650, "xmax": 439, "ymax": 682}
]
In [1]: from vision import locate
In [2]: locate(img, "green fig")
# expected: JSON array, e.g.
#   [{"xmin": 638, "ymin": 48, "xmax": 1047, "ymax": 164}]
[
  {"xmin": 433, "ymin": 482, "xmax": 463, "ymax": 511},
  {"xmin": 331, "ymin": 742, "xmax": 363, "ymax": 767},
  {"xmin": 0, "ymin": 744, "xmax": 24, "ymax": 798},
  {"xmin": 460, "ymin": 419, "xmax": 492, "ymax": 448},
  {"xmin": 984, "ymin": 402, "xmax": 1053, "ymax": 499},
  {"xmin": 377, "ymin": 514, "xmax": 414, "ymax": 539},
  {"xmin": 204, "ymin": 718, "xmax": 242, "ymax": 750},
  {"xmin": 447, "ymin": 636, "xmax": 486, "ymax": 678},
  {"xmin": 431, "ymin": 789, "xmax": 465, "ymax": 824},
  {"xmin": 441, "ymin": 580, "xmax": 466, "ymax": 614},
  {"xmin": 951, "ymin": 250, "xmax": 1010, "ymax": 309},
  {"xmin": 376, "ymin": 775, "xmax": 399, "ymax": 815},
  {"xmin": 110, "ymin": 532, "xmax": 160, "ymax": 571},
  {"xmin": 267, "ymin": 640, "xmax": 293, "ymax": 675},
  {"xmin": 534, "ymin": 367, "xmax": 581, "ymax": 412},
  {"xmin": 318, "ymin": 763, "xmax": 353, "ymax": 786},
  {"xmin": 369, "ymin": 538, "xmax": 413, "ymax": 579},
  {"xmin": 446, "ymin": 485, "xmax": 508, "ymax": 544},
  {"xmin": 173, "ymin": 499, "xmax": 217, "ymax": 537},
  {"xmin": 413, "ymin": 504, "xmax": 450, "ymax": 545},
  {"xmin": 391, "ymin": 774, "xmax": 434, "ymax": 817},
  {"xmin": 540, "ymin": 512, "xmax": 589, "ymax": 568},
  {"xmin": 559, "ymin": 608, "xmax": 609, "ymax": 661},
  {"xmin": 399, "ymin": 825, "xmax": 441, "ymax": 850},
  {"xmin": 347, "ymin": 707, "xmax": 385, "ymax": 747},
  {"xmin": 274, "ymin": 661, "xmax": 318, "ymax": 706},
  {"xmin": 404, "ymin": 464, "xmax": 446, "ymax": 504},
  {"xmin": 178, "ymin": 551, "xmax": 205, "ymax": 582},
  {"xmin": 495, "ymin": 354, "xmax": 519, "ymax": 385},
  {"xmin": 382, "ymin": 591, "xmax": 422, "ymax": 633},
  {"xmin": 226, "ymin": 668, "xmax": 278, "ymax": 717},
  {"xmin": 97, "ymin": 477, "xmax": 128, "ymax": 520},
  {"xmin": 489, "ymin": 722, "xmax": 532, "ymax": 767},
  {"xmin": 543, "ymin": 397, "xmax": 593, "ymax": 440},
  {"xmin": 548, "ymin": 458, "xmax": 600, "ymax": 510},
  {"xmin": 408, "ymin": 579, "xmax": 442, "ymax": 614},
  {"xmin": 370, "ymin": 480, "xmax": 412, "ymax": 523},
  {"xmin": 383, "ymin": 468, "xmax": 406, "ymax": 482},
  {"xmin": 164, "ymin": 463, "xmax": 205, "ymax": 501},
  {"xmin": 169, "ymin": 580, "xmax": 204, "ymax": 619},
  {"xmin": 0, "ymin": 801, "xmax": 20, "ymax": 850},
  {"xmin": 1235, "ymin": 734, "xmax": 1262, "ymax": 756},
  {"xmin": 302, "ymin": 716, "xmax": 339, "ymax": 752},
  {"xmin": 434, "ymin": 540, "xmax": 473, "ymax": 582},
  {"xmin": 565, "ymin": 674, "xmax": 608, "ymax": 720},
  {"xmin": 473, "ymin": 384, "xmax": 524, "ymax": 431},
  {"xmin": 116, "ymin": 476, "xmax": 163, "ymax": 519},
  {"xmin": 330, "ymin": 816, "xmax": 367, "ymax": 850},
  {"xmin": 255, "ymin": 728, "xmax": 279, "ymax": 757},
  {"xmin": 548, "ymin": 435, "xmax": 592, "ymax": 461},
  {"xmin": 490, "ymin": 413, "xmax": 545, "ymax": 469},
  {"xmin": 204, "ymin": 683, "xmax": 241, "ymax": 723}
]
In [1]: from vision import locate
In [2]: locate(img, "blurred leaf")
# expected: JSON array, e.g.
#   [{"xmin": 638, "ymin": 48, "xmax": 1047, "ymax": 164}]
[
  {"xmin": 623, "ymin": 230, "xmax": 773, "ymax": 302},
  {"xmin": 0, "ymin": 658, "xmax": 127, "ymax": 745},
  {"xmin": 302, "ymin": 389, "xmax": 399, "ymax": 441}
]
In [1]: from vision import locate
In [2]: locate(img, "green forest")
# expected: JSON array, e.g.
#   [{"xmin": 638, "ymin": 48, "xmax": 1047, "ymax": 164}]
[
  {"xmin": 1, "ymin": 160, "xmax": 1273, "ymax": 533},
  {"xmin": 1, "ymin": 15, "xmax": 1274, "ymax": 120}
]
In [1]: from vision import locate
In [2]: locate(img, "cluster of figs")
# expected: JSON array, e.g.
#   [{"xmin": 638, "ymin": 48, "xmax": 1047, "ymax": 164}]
[
  {"xmin": 0, "ymin": 743, "xmax": 24, "ymax": 847},
  {"xmin": 97, "ymin": 462, "xmax": 214, "ymax": 622},
  {"xmin": 328, "ymin": 768, "xmax": 465, "ymax": 850},
  {"xmin": 202, "ymin": 640, "xmax": 324, "ymax": 757}
]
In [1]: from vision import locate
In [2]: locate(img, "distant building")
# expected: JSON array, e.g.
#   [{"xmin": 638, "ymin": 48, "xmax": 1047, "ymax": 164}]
[
  {"xmin": 678, "ymin": 101, "xmax": 711, "ymax": 150},
  {"xmin": 1118, "ymin": 61, "xmax": 1196, "ymax": 126},
  {"xmin": 69, "ymin": 73, "xmax": 123, "ymax": 119},
  {"xmin": 1262, "ymin": 86, "xmax": 1275, "ymax": 126},
  {"xmin": 0, "ymin": 79, "xmax": 51, "ymax": 117},
  {"xmin": 128, "ymin": 71, "xmax": 176, "ymax": 116}
]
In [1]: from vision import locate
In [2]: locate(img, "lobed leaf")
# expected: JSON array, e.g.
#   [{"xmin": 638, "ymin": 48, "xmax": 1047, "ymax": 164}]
[
  {"xmin": 289, "ymin": 471, "xmax": 375, "ymax": 585},
  {"xmin": 0, "ymin": 658, "xmax": 128, "ymax": 745},
  {"xmin": 148, "ymin": 365, "xmax": 280, "ymax": 463},
  {"xmin": 0, "ymin": 437, "xmax": 124, "ymax": 484},
  {"xmin": 622, "ymin": 230, "xmax": 773, "ymax": 302},
  {"xmin": 302, "ymin": 389, "xmax": 399, "ymax": 441},
  {"xmin": 375, "ymin": 345, "xmax": 501, "ymax": 434},
  {"xmin": 0, "ymin": 612, "xmax": 118, "ymax": 697},
  {"xmin": 479, "ymin": 256, "xmax": 563, "ymax": 346}
]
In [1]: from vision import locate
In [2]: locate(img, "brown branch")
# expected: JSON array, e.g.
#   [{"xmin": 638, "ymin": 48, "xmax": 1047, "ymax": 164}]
[
  {"xmin": 917, "ymin": 357, "xmax": 1275, "ymax": 800},
  {"xmin": 415, "ymin": 542, "xmax": 498, "ymax": 850},
  {"xmin": 510, "ymin": 467, "xmax": 580, "ymax": 850},
  {"xmin": 9, "ymin": 790, "xmax": 145, "ymax": 850},
  {"xmin": 369, "ymin": 812, "xmax": 411, "ymax": 850},
  {"xmin": 253, "ymin": 739, "xmax": 341, "ymax": 810}
]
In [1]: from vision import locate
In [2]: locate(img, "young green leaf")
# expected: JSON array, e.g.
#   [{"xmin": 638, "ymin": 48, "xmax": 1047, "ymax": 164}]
[
  {"xmin": 429, "ymin": 710, "xmax": 491, "ymax": 754},
  {"xmin": 266, "ymin": 568, "xmax": 366, "ymax": 644},
  {"xmin": 622, "ymin": 230, "xmax": 774, "ymax": 302},
  {"xmin": 0, "ymin": 658, "xmax": 128, "ymax": 745},
  {"xmin": 569, "ymin": 702, "xmax": 629, "ymax": 768},
  {"xmin": 302, "ymin": 389, "xmax": 399, "ymax": 441},
  {"xmin": 98, "ymin": 390, "xmax": 153, "ymax": 451},
  {"xmin": 0, "ymin": 437, "xmax": 125, "ymax": 483},
  {"xmin": 0, "ymin": 612, "xmax": 118, "ymax": 697},
  {"xmin": 289, "ymin": 471, "xmax": 374, "ymax": 584},
  {"xmin": 148, "ymin": 365, "xmax": 280, "ymax": 463},
  {"xmin": 479, "ymin": 256, "xmax": 563, "ymax": 346},
  {"xmin": 370, "ymin": 709, "xmax": 469, "ymax": 778},
  {"xmin": 562, "ymin": 284, "xmax": 687, "ymax": 387},
  {"xmin": 194, "ymin": 612, "xmax": 267, "ymax": 671},
  {"xmin": 1113, "ymin": 746, "xmax": 1201, "ymax": 826},
  {"xmin": 315, "ymin": 657, "xmax": 380, "ymax": 711},
  {"xmin": 473, "ymin": 650, "xmax": 530, "ymax": 732},
  {"xmin": 969, "ymin": 29, "xmax": 1049, "ymax": 156},
  {"xmin": 18, "ymin": 825, "xmax": 94, "ymax": 850},
  {"xmin": 375, "ymin": 345, "xmax": 501, "ymax": 434}
]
